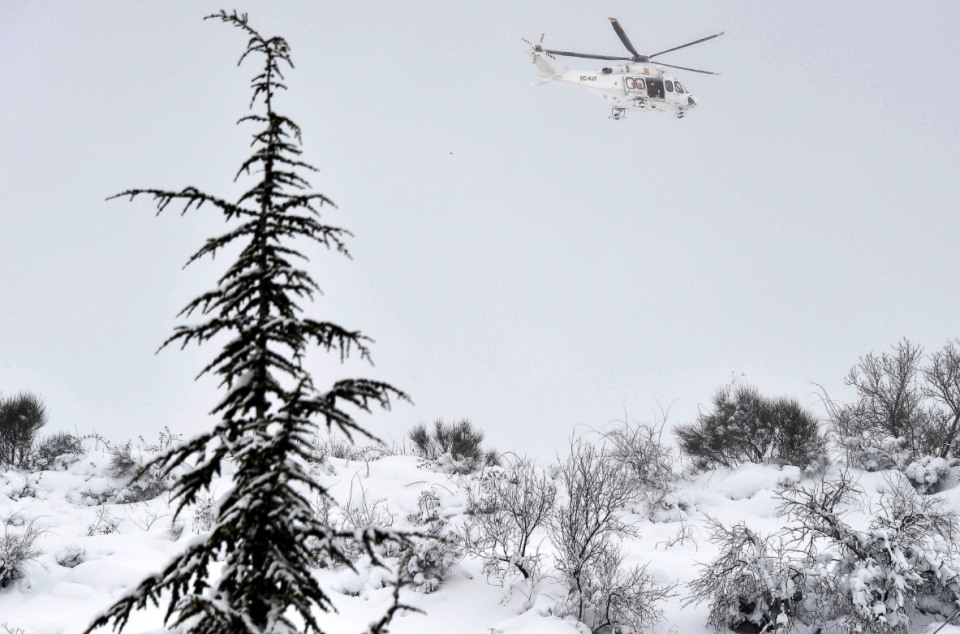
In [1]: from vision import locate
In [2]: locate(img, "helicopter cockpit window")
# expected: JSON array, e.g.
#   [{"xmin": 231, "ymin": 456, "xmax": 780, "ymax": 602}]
[
  {"xmin": 665, "ymin": 80, "xmax": 675, "ymax": 92},
  {"xmin": 626, "ymin": 77, "xmax": 636, "ymax": 89},
  {"xmin": 635, "ymin": 78, "xmax": 645, "ymax": 89},
  {"xmin": 674, "ymin": 82, "xmax": 685, "ymax": 94}
]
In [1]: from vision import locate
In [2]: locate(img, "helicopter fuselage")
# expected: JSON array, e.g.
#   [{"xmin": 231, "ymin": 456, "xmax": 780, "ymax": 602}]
[{"xmin": 537, "ymin": 60, "xmax": 697, "ymax": 118}]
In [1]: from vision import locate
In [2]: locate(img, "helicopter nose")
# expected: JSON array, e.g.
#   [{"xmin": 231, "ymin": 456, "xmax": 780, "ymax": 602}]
[{"xmin": 686, "ymin": 95, "xmax": 697, "ymax": 107}]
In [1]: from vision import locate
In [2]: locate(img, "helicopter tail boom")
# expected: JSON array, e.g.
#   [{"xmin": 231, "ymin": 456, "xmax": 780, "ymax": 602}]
[{"xmin": 529, "ymin": 51, "xmax": 557, "ymax": 77}]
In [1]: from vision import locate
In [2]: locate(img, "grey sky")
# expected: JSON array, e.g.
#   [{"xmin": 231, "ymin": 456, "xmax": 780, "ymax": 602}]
[{"xmin": 2, "ymin": 1, "xmax": 959, "ymax": 459}]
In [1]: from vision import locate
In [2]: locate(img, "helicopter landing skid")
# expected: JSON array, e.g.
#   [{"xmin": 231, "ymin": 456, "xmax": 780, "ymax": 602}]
[{"xmin": 610, "ymin": 108, "xmax": 627, "ymax": 120}]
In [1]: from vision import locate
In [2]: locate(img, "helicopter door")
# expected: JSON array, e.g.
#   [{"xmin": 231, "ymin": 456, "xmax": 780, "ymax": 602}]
[
  {"xmin": 664, "ymin": 78, "xmax": 684, "ymax": 105},
  {"xmin": 646, "ymin": 78, "xmax": 664, "ymax": 100}
]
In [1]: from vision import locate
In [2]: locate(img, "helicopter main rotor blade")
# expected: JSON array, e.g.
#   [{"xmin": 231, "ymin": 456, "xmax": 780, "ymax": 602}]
[
  {"xmin": 543, "ymin": 49, "xmax": 632, "ymax": 61},
  {"xmin": 647, "ymin": 31, "xmax": 725, "ymax": 59},
  {"xmin": 608, "ymin": 18, "xmax": 640, "ymax": 59},
  {"xmin": 653, "ymin": 61, "xmax": 721, "ymax": 75}
]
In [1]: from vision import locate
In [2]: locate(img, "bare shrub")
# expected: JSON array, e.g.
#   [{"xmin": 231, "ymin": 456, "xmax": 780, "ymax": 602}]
[
  {"xmin": 550, "ymin": 440, "xmax": 638, "ymax": 579},
  {"xmin": 340, "ymin": 482, "xmax": 396, "ymax": 533},
  {"xmin": 0, "ymin": 393, "xmax": 48, "ymax": 469},
  {"xmin": 686, "ymin": 518, "xmax": 803, "ymax": 632},
  {"xmin": 327, "ymin": 436, "xmax": 357, "ymax": 461},
  {"xmin": 825, "ymin": 339, "xmax": 960, "ymax": 476},
  {"xmin": 307, "ymin": 431, "xmax": 330, "ymax": 465},
  {"xmin": 922, "ymin": 339, "xmax": 960, "ymax": 458},
  {"xmin": 125, "ymin": 504, "xmax": 171, "ymax": 532},
  {"xmin": 86, "ymin": 507, "xmax": 120, "ymax": 536},
  {"xmin": 675, "ymin": 383, "xmax": 827, "ymax": 471},
  {"xmin": 136, "ymin": 426, "xmax": 182, "ymax": 452},
  {"xmin": 828, "ymin": 340, "xmax": 931, "ymax": 465},
  {"xmin": 409, "ymin": 418, "xmax": 498, "ymax": 473},
  {"xmin": 777, "ymin": 470, "xmax": 960, "ymax": 633},
  {"xmin": 192, "ymin": 494, "xmax": 217, "ymax": 533},
  {"xmin": 0, "ymin": 515, "xmax": 45, "ymax": 588},
  {"xmin": 312, "ymin": 477, "xmax": 399, "ymax": 566},
  {"xmin": 602, "ymin": 417, "xmax": 675, "ymax": 488},
  {"xmin": 550, "ymin": 439, "xmax": 672, "ymax": 630},
  {"xmin": 461, "ymin": 457, "xmax": 556, "ymax": 600}
]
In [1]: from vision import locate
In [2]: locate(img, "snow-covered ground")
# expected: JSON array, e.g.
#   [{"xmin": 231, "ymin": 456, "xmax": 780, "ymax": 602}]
[{"xmin": 2, "ymin": 445, "xmax": 960, "ymax": 634}]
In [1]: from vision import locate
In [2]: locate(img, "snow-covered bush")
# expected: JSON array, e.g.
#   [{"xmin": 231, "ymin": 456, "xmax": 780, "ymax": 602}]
[
  {"xmin": 402, "ymin": 489, "xmax": 462, "ymax": 593},
  {"xmin": 904, "ymin": 455, "xmax": 956, "ymax": 494},
  {"xmin": 837, "ymin": 433, "xmax": 912, "ymax": 472},
  {"xmin": 55, "ymin": 544, "xmax": 85, "ymax": 569},
  {"xmin": 107, "ymin": 440, "xmax": 137, "ymax": 478},
  {"xmin": 675, "ymin": 384, "xmax": 827, "ymax": 471},
  {"xmin": 461, "ymin": 457, "xmax": 556, "ymax": 597},
  {"xmin": 9, "ymin": 474, "xmax": 40, "ymax": 500},
  {"xmin": 0, "ymin": 393, "xmax": 47, "ymax": 470},
  {"xmin": 403, "ymin": 533, "xmax": 461, "ymax": 594},
  {"xmin": 777, "ymin": 470, "xmax": 960, "ymax": 633},
  {"xmin": 409, "ymin": 418, "xmax": 498, "ymax": 473},
  {"xmin": 0, "ymin": 516, "xmax": 44, "ymax": 589},
  {"xmin": 107, "ymin": 440, "xmax": 170, "ymax": 503},
  {"xmin": 686, "ymin": 518, "xmax": 803, "ymax": 632},
  {"xmin": 557, "ymin": 544, "xmax": 673, "ymax": 634},
  {"xmin": 31, "ymin": 432, "xmax": 83, "ymax": 471}
]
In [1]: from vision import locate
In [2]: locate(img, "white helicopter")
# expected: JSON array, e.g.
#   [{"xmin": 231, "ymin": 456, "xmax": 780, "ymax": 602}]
[{"xmin": 525, "ymin": 18, "xmax": 724, "ymax": 119}]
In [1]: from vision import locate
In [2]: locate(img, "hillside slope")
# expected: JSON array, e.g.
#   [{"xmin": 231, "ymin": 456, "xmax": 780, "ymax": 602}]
[{"xmin": 2, "ymin": 447, "xmax": 959, "ymax": 634}]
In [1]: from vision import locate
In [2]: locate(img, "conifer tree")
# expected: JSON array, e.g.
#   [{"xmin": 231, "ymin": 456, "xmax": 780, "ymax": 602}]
[{"xmin": 86, "ymin": 11, "xmax": 409, "ymax": 634}]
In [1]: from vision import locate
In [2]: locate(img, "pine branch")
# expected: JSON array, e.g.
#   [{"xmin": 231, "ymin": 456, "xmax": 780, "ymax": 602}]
[
  {"xmin": 307, "ymin": 379, "xmax": 411, "ymax": 441},
  {"xmin": 108, "ymin": 187, "xmax": 254, "ymax": 221}
]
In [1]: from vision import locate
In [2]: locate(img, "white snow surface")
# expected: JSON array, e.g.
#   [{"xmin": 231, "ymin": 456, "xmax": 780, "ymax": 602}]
[{"xmin": 2, "ymin": 449, "xmax": 960, "ymax": 634}]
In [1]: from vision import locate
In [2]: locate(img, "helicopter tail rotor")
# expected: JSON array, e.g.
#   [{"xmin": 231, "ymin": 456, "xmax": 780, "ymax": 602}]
[{"xmin": 522, "ymin": 33, "xmax": 556, "ymax": 64}]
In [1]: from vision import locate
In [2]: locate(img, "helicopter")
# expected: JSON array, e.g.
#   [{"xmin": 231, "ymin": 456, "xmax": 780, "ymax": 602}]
[{"xmin": 525, "ymin": 18, "xmax": 723, "ymax": 119}]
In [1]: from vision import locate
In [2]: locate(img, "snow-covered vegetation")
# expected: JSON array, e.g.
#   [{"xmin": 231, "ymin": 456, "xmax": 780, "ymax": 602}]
[{"xmin": 3, "ymin": 415, "xmax": 960, "ymax": 634}]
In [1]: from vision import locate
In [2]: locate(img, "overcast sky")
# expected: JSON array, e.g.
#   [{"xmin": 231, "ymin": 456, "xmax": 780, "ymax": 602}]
[{"xmin": 2, "ymin": 0, "xmax": 959, "ymax": 459}]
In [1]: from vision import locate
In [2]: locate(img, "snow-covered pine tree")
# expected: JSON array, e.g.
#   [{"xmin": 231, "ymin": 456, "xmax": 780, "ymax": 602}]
[{"xmin": 85, "ymin": 11, "xmax": 409, "ymax": 634}]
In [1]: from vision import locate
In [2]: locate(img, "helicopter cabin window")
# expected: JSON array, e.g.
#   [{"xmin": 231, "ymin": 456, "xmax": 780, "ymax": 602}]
[
  {"xmin": 635, "ymin": 77, "xmax": 645, "ymax": 89},
  {"xmin": 665, "ymin": 80, "xmax": 675, "ymax": 92},
  {"xmin": 626, "ymin": 77, "xmax": 636, "ymax": 89},
  {"xmin": 675, "ymin": 81, "xmax": 685, "ymax": 94}
]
